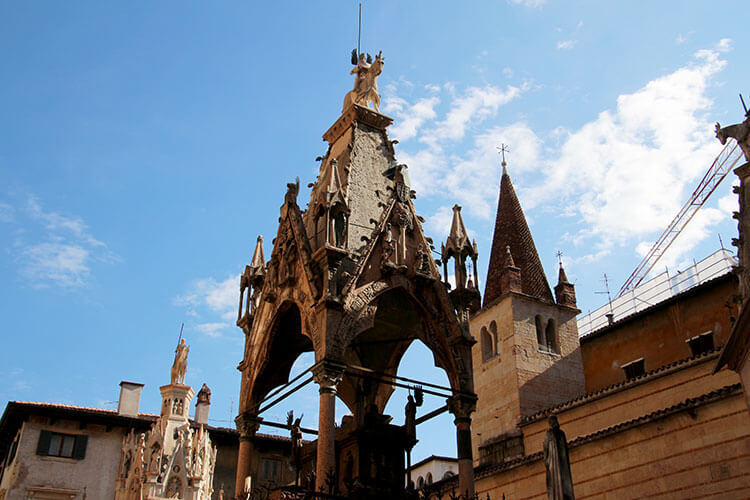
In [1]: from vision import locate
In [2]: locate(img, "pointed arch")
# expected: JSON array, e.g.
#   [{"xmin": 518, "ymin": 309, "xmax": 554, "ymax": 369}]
[{"xmin": 245, "ymin": 301, "xmax": 314, "ymax": 409}]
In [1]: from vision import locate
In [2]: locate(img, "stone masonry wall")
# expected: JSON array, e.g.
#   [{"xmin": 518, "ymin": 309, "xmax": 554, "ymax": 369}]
[{"xmin": 471, "ymin": 392, "xmax": 750, "ymax": 499}]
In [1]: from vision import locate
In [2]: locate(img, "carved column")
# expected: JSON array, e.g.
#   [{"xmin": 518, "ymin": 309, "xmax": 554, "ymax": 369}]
[
  {"xmin": 312, "ymin": 361, "xmax": 344, "ymax": 492},
  {"xmin": 448, "ymin": 395, "xmax": 477, "ymax": 497},
  {"xmin": 234, "ymin": 412, "xmax": 260, "ymax": 499}
]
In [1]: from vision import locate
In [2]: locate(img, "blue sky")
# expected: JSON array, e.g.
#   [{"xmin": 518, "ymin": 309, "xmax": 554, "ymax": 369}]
[{"xmin": 1, "ymin": 1, "xmax": 747, "ymax": 462}]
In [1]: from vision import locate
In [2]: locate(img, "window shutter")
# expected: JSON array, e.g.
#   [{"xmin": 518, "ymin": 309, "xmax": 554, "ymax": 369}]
[
  {"xmin": 36, "ymin": 430, "xmax": 52, "ymax": 456},
  {"xmin": 72, "ymin": 434, "xmax": 88, "ymax": 460}
]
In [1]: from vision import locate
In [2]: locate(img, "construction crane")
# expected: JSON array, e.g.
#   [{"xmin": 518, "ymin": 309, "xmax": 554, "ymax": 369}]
[{"xmin": 617, "ymin": 140, "xmax": 743, "ymax": 298}]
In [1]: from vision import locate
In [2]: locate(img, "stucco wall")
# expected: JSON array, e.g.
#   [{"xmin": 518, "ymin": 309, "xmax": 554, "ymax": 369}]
[
  {"xmin": 581, "ymin": 276, "xmax": 736, "ymax": 392},
  {"xmin": 3, "ymin": 417, "xmax": 123, "ymax": 500}
]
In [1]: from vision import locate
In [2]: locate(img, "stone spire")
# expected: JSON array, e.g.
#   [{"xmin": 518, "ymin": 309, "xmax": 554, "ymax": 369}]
[
  {"xmin": 443, "ymin": 204, "xmax": 478, "ymax": 291},
  {"xmin": 499, "ymin": 245, "xmax": 522, "ymax": 295},
  {"xmin": 249, "ymin": 236, "xmax": 266, "ymax": 280},
  {"xmin": 554, "ymin": 260, "xmax": 577, "ymax": 308},
  {"xmin": 484, "ymin": 166, "xmax": 553, "ymax": 307}
]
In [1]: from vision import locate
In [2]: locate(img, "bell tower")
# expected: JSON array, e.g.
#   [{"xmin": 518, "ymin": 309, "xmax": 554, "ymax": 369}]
[{"xmin": 469, "ymin": 160, "xmax": 585, "ymax": 467}]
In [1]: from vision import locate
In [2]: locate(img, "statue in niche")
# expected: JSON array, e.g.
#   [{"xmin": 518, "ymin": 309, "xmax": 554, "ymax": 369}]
[
  {"xmin": 416, "ymin": 244, "xmax": 432, "ymax": 275},
  {"xmin": 333, "ymin": 211, "xmax": 347, "ymax": 248},
  {"xmin": 172, "ymin": 398, "xmax": 184, "ymax": 416},
  {"xmin": 381, "ymin": 223, "xmax": 396, "ymax": 268},
  {"xmin": 543, "ymin": 415, "xmax": 575, "ymax": 500},
  {"xmin": 170, "ymin": 338, "xmax": 189, "ymax": 385},
  {"xmin": 149, "ymin": 444, "xmax": 161, "ymax": 473},
  {"xmin": 165, "ymin": 476, "xmax": 183, "ymax": 498}
]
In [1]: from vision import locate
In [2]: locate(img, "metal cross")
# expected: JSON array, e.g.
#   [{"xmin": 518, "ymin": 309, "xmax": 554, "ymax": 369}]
[
  {"xmin": 556, "ymin": 250, "xmax": 563, "ymax": 266},
  {"xmin": 496, "ymin": 144, "xmax": 510, "ymax": 164}
]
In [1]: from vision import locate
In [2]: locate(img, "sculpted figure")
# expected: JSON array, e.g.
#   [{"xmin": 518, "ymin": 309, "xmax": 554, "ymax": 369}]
[
  {"xmin": 288, "ymin": 411, "xmax": 304, "ymax": 485},
  {"xmin": 351, "ymin": 52, "xmax": 371, "ymax": 93},
  {"xmin": 405, "ymin": 395, "xmax": 417, "ymax": 449},
  {"xmin": 171, "ymin": 338, "xmax": 189, "ymax": 385},
  {"xmin": 343, "ymin": 51, "xmax": 385, "ymax": 112},
  {"xmin": 543, "ymin": 415, "xmax": 575, "ymax": 500},
  {"xmin": 716, "ymin": 117, "xmax": 750, "ymax": 162}
]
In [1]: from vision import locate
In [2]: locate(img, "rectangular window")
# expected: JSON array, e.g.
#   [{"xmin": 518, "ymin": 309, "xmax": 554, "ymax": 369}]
[
  {"xmin": 686, "ymin": 331, "xmax": 714, "ymax": 356},
  {"xmin": 36, "ymin": 430, "xmax": 88, "ymax": 459},
  {"xmin": 260, "ymin": 458, "xmax": 282, "ymax": 482},
  {"xmin": 622, "ymin": 358, "xmax": 645, "ymax": 380}
]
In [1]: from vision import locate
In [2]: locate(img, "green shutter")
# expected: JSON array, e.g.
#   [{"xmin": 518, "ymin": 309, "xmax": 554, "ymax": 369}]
[
  {"xmin": 73, "ymin": 434, "xmax": 88, "ymax": 460},
  {"xmin": 36, "ymin": 430, "xmax": 52, "ymax": 456}
]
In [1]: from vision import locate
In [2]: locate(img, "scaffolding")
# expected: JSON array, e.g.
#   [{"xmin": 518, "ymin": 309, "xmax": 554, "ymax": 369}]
[{"xmin": 578, "ymin": 248, "xmax": 737, "ymax": 337}]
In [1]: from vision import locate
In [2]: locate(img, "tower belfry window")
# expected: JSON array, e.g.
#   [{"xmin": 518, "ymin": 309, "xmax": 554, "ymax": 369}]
[
  {"xmin": 535, "ymin": 315, "xmax": 546, "ymax": 349},
  {"xmin": 481, "ymin": 327, "xmax": 493, "ymax": 362},
  {"xmin": 545, "ymin": 319, "xmax": 558, "ymax": 353}
]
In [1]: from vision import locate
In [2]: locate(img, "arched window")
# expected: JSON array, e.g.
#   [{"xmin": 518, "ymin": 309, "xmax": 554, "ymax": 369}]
[
  {"xmin": 426, "ymin": 473, "xmax": 433, "ymax": 485},
  {"xmin": 489, "ymin": 320, "xmax": 499, "ymax": 357},
  {"xmin": 481, "ymin": 327, "xmax": 493, "ymax": 362},
  {"xmin": 545, "ymin": 319, "xmax": 558, "ymax": 353},
  {"xmin": 417, "ymin": 476, "xmax": 424, "ymax": 489},
  {"xmin": 443, "ymin": 471, "xmax": 455, "ymax": 480},
  {"xmin": 535, "ymin": 315, "xmax": 546, "ymax": 349}
]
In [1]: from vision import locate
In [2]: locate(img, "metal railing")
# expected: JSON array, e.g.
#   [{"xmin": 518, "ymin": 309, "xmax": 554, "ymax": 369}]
[{"xmin": 577, "ymin": 248, "xmax": 736, "ymax": 337}]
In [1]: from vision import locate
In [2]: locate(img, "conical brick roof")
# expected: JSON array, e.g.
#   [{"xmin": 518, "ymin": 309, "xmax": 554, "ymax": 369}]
[{"xmin": 484, "ymin": 169, "xmax": 553, "ymax": 306}]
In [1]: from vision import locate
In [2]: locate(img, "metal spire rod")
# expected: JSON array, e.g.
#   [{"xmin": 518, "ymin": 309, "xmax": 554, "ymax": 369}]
[{"xmin": 357, "ymin": 3, "xmax": 362, "ymax": 56}]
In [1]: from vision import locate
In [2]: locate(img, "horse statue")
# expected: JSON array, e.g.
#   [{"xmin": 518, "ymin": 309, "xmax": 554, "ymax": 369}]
[
  {"xmin": 716, "ymin": 118, "xmax": 750, "ymax": 162},
  {"xmin": 343, "ymin": 51, "xmax": 385, "ymax": 112},
  {"xmin": 170, "ymin": 338, "xmax": 189, "ymax": 385}
]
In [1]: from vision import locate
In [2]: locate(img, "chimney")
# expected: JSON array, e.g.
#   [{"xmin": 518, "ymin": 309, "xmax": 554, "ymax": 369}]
[
  {"xmin": 118, "ymin": 381, "xmax": 144, "ymax": 416},
  {"xmin": 195, "ymin": 383, "xmax": 211, "ymax": 425}
]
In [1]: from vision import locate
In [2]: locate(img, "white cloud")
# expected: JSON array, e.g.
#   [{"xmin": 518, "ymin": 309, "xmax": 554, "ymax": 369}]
[
  {"xmin": 675, "ymin": 32, "xmax": 693, "ymax": 45},
  {"xmin": 386, "ymin": 96, "xmax": 440, "ymax": 141},
  {"xmin": 508, "ymin": 0, "xmax": 546, "ymax": 7},
  {"xmin": 432, "ymin": 85, "xmax": 524, "ymax": 142},
  {"xmin": 2, "ymin": 196, "xmax": 116, "ymax": 289},
  {"xmin": 502, "ymin": 67, "xmax": 514, "ymax": 79},
  {"xmin": 0, "ymin": 202, "xmax": 14, "ymax": 222},
  {"xmin": 195, "ymin": 322, "xmax": 228, "ymax": 338},
  {"xmin": 716, "ymin": 38, "xmax": 732, "ymax": 52},
  {"xmin": 21, "ymin": 243, "xmax": 90, "ymax": 288},
  {"xmin": 174, "ymin": 274, "xmax": 240, "ymax": 338},
  {"xmin": 26, "ymin": 197, "xmax": 105, "ymax": 248},
  {"xmin": 391, "ymin": 42, "xmax": 732, "ymax": 273},
  {"xmin": 556, "ymin": 40, "xmax": 578, "ymax": 50}
]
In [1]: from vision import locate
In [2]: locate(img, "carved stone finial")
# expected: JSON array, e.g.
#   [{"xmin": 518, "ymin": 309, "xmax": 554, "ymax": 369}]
[
  {"xmin": 285, "ymin": 177, "xmax": 300, "ymax": 205},
  {"xmin": 197, "ymin": 383, "xmax": 211, "ymax": 405}
]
